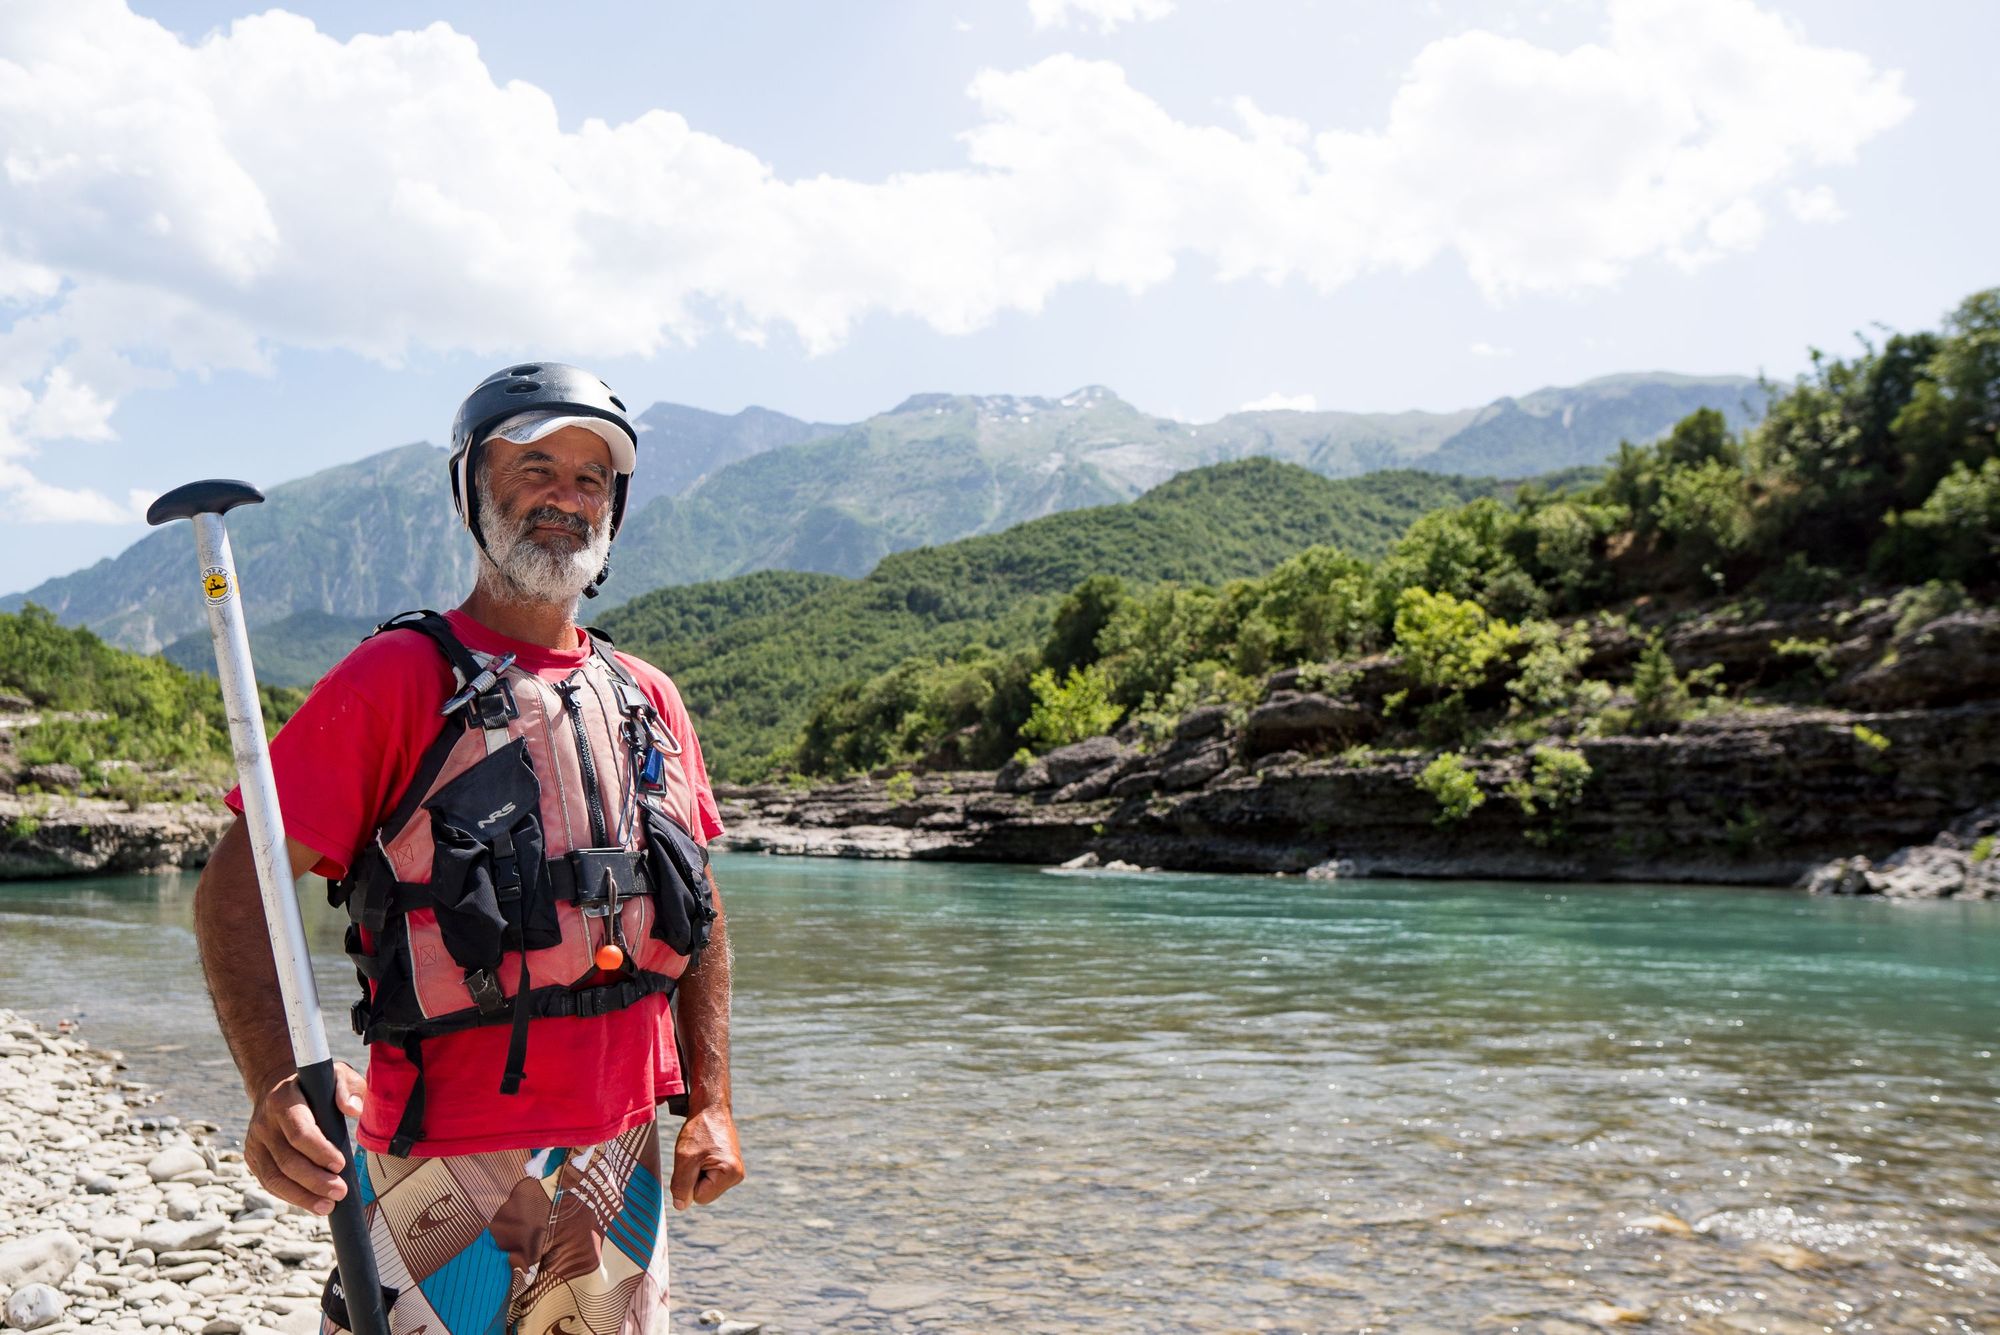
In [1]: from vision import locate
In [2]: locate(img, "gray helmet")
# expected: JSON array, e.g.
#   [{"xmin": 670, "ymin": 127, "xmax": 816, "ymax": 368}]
[{"xmin": 449, "ymin": 362, "xmax": 639, "ymax": 594}]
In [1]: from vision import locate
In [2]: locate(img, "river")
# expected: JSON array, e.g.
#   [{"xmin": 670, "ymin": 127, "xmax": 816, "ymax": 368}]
[{"xmin": 3, "ymin": 857, "xmax": 1997, "ymax": 1333}]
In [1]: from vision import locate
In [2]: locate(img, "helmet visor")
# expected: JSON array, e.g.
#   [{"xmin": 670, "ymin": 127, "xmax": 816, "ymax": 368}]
[{"xmin": 482, "ymin": 409, "xmax": 636, "ymax": 474}]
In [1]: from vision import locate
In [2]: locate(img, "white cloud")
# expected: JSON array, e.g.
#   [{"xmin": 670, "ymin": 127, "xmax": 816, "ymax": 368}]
[
  {"xmin": 1786, "ymin": 183, "xmax": 1845, "ymax": 224},
  {"xmin": 0, "ymin": 0, "xmax": 1910, "ymax": 517},
  {"xmin": 1029, "ymin": 0, "xmax": 1174, "ymax": 34},
  {"xmin": 1469, "ymin": 341, "xmax": 1513, "ymax": 358},
  {"xmin": 1237, "ymin": 392, "xmax": 1318, "ymax": 413}
]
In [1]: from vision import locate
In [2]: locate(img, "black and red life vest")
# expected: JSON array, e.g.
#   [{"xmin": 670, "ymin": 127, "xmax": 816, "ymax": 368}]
[{"xmin": 330, "ymin": 611, "xmax": 715, "ymax": 1156}]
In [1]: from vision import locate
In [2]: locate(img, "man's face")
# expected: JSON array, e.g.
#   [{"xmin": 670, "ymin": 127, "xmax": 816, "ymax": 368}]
[{"xmin": 475, "ymin": 427, "xmax": 617, "ymax": 606}]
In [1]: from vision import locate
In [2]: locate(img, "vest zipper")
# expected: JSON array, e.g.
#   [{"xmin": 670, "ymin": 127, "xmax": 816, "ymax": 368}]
[{"xmin": 554, "ymin": 677, "xmax": 610, "ymax": 847}]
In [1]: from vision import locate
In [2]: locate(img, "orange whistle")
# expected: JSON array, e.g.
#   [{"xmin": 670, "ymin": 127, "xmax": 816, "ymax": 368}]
[{"xmin": 594, "ymin": 943, "xmax": 625, "ymax": 971}]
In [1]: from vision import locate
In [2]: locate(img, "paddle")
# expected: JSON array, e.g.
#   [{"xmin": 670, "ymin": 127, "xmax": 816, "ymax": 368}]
[{"xmin": 147, "ymin": 480, "xmax": 389, "ymax": 1335}]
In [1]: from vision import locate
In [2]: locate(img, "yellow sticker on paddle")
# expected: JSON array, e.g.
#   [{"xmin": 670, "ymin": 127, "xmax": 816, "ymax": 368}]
[{"xmin": 202, "ymin": 567, "xmax": 231, "ymax": 604}]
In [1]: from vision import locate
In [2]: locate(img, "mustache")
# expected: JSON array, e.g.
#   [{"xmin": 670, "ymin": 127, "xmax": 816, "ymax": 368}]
[{"xmin": 513, "ymin": 506, "xmax": 593, "ymax": 541}]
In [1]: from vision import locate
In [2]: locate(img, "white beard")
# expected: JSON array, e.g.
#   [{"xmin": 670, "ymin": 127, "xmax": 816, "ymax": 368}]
[{"xmin": 474, "ymin": 472, "xmax": 613, "ymax": 610}]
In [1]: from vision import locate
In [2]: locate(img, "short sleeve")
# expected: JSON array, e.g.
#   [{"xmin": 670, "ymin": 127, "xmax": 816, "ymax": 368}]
[{"xmin": 224, "ymin": 634, "xmax": 448, "ymax": 879}]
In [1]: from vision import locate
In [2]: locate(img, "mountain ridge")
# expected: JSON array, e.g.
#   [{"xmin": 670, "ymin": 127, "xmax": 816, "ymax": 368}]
[{"xmin": 4, "ymin": 371, "xmax": 1762, "ymax": 653}]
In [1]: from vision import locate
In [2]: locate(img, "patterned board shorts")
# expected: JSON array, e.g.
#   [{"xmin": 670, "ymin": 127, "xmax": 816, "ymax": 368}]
[{"xmin": 320, "ymin": 1118, "xmax": 671, "ymax": 1335}]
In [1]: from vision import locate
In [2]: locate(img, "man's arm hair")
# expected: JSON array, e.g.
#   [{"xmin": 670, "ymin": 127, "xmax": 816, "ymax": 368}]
[
  {"xmin": 676, "ymin": 867, "xmax": 732, "ymax": 1112},
  {"xmin": 194, "ymin": 816, "xmax": 328, "ymax": 1097}
]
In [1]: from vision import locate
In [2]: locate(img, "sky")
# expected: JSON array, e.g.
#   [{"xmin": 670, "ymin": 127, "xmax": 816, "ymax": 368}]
[{"xmin": 1, "ymin": 0, "xmax": 1995, "ymax": 594}]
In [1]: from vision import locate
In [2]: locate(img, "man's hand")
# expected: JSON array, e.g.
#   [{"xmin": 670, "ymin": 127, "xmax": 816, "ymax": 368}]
[
  {"xmin": 242, "ymin": 1061, "xmax": 366, "ymax": 1215},
  {"xmin": 669, "ymin": 1104, "xmax": 744, "ymax": 1210}
]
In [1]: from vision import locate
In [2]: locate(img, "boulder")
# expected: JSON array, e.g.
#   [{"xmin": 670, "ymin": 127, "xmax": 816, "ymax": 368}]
[
  {"xmin": 21, "ymin": 762, "xmax": 83, "ymax": 792},
  {"xmin": 1834, "ymin": 610, "xmax": 2000, "ymax": 709},
  {"xmin": 0, "ymin": 1233, "xmax": 83, "ymax": 1289},
  {"xmin": 1243, "ymin": 692, "xmax": 1378, "ymax": 757},
  {"xmin": 1161, "ymin": 741, "xmax": 1231, "ymax": 792},
  {"xmin": 993, "ymin": 756, "xmax": 1050, "ymax": 793},
  {"xmin": 1039, "ymin": 736, "xmax": 1134, "ymax": 788},
  {"xmin": 1173, "ymin": 705, "xmax": 1232, "ymax": 743}
]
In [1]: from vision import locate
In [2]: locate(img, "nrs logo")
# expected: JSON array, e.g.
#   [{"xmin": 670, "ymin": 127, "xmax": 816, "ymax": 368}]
[{"xmin": 477, "ymin": 802, "xmax": 517, "ymax": 829}]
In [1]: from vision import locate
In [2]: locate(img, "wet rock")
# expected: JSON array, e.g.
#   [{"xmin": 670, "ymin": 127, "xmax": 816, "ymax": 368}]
[
  {"xmin": 0, "ymin": 1233, "xmax": 84, "ymax": 1288},
  {"xmin": 1572, "ymin": 1300, "xmax": 1649, "ymax": 1325},
  {"xmin": 1750, "ymin": 1240, "xmax": 1828, "ymax": 1272},
  {"xmin": 4, "ymin": 1283, "xmax": 68, "ymax": 1331},
  {"xmin": 1243, "ymin": 691, "xmax": 1378, "ymax": 757},
  {"xmin": 1624, "ymin": 1213, "xmax": 1696, "ymax": 1239},
  {"xmin": 866, "ymin": 1283, "xmax": 951, "ymax": 1312}
]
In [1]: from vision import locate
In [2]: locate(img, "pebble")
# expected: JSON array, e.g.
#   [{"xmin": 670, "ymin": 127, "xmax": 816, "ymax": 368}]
[
  {"xmin": 146, "ymin": 1148, "xmax": 208, "ymax": 1184},
  {"xmin": 4, "ymin": 1283, "xmax": 69, "ymax": 1331},
  {"xmin": 0, "ymin": 1010, "xmax": 763, "ymax": 1335},
  {"xmin": 866, "ymin": 1283, "xmax": 951, "ymax": 1312},
  {"xmin": 0, "ymin": 1233, "xmax": 84, "ymax": 1289}
]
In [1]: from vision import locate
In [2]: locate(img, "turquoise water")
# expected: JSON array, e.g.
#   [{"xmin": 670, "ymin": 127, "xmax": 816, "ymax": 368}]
[{"xmin": 4, "ymin": 857, "xmax": 1998, "ymax": 1332}]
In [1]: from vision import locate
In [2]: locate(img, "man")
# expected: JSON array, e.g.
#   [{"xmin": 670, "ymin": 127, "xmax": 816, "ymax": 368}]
[{"xmin": 195, "ymin": 362, "xmax": 744, "ymax": 1335}]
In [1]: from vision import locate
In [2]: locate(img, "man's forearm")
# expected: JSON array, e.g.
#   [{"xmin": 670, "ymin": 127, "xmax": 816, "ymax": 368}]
[
  {"xmin": 194, "ymin": 819, "xmax": 305, "ymax": 1099},
  {"xmin": 677, "ymin": 870, "xmax": 732, "ymax": 1111}
]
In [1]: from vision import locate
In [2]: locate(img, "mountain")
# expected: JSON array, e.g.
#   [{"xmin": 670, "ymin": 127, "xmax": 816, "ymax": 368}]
[
  {"xmin": 3, "ymin": 443, "xmax": 477, "ymax": 656},
  {"xmin": 5, "ymin": 372, "xmax": 1761, "ymax": 666},
  {"xmin": 601, "ymin": 460, "xmax": 1501, "ymax": 777},
  {"xmin": 609, "ymin": 374, "xmax": 1761, "ymax": 591},
  {"xmin": 624, "ymin": 401, "xmax": 843, "ymax": 512}
]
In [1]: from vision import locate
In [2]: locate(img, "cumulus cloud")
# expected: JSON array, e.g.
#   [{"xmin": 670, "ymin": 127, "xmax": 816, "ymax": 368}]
[
  {"xmin": 0, "ymin": 0, "xmax": 1910, "ymax": 518},
  {"xmin": 1029, "ymin": 0, "xmax": 1174, "ymax": 34},
  {"xmin": 1786, "ymin": 183, "xmax": 1846, "ymax": 223},
  {"xmin": 1238, "ymin": 392, "xmax": 1318, "ymax": 413}
]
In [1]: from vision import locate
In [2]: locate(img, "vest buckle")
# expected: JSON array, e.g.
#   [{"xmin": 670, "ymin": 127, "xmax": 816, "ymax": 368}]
[
  {"xmin": 463, "ymin": 967, "xmax": 507, "ymax": 1016},
  {"xmin": 568, "ymin": 848, "xmax": 636, "ymax": 914}
]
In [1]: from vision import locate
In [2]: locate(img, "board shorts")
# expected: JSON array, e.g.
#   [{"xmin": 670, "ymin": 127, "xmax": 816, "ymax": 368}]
[{"xmin": 320, "ymin": 1117, "xmax": 671, "ymax": 1335}]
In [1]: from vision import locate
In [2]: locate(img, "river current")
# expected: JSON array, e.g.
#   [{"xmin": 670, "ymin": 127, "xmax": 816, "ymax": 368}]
[{"xmin": 2, "ymin": 856, "xmax": 1996, "ymax": 1333}]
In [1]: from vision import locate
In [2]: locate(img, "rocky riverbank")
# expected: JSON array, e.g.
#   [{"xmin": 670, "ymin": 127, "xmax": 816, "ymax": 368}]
[
  {"xmin": 0, "ymin": 1013, "xmax": 772, "ymax": 1335},
  {"xmin": 0, "ymin": 1010, "xmax": 332, "ymax": 1335},
  {"xmin": 717, "ymin": 604, "xmax": 2000, "ymax": 892},
  {"xmin": 0, "ymin": 794, "xmax": 228, "ymax": 881}
]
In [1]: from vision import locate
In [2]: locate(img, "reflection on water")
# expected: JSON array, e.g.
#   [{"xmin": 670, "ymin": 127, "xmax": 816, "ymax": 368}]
[{"xmin": 4, "ymin": 858, "xmax": 1997, "ymax": 1331}]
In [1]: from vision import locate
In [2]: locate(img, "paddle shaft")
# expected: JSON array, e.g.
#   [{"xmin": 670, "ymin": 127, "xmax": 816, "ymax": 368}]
[{"xmin": 177, "ymin": 509, "xmax": 389, "ymax": 1335}]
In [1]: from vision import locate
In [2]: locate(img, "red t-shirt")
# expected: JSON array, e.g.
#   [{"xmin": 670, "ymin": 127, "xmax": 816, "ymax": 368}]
[{"xmin": 226, "ymin": 609, "xmax": 724, "ymax": 1156}]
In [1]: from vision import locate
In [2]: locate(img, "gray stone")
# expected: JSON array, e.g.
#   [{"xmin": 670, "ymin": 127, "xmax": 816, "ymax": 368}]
[
  {"xmin": 200, "ymin": 1320, "xmax": 244, "ymax": 1335},
  {"xmin": 165, "ymin": 1194, "xmax": 202, "ymax": 1222},
  {"xmin": 716, "ymin": 1322, "xmax": 763, "ymax": 1335},
  {"xmin": 1874, "ymin": 844, "xmax": 1972, "ymax": 899},
  {"xmin": 867, "ymin": 1283, "xmax": 951, "ymax": 1312},
  {"xmin": 145, "ymin": 1148, "xmax": 206, "ymax": 1184},
  {"xmin": 1243, "ymin": 690, "xmax": 1378, "ymax": 757},
  {"xmin": 0, "ymin": 1233, "xmax": 84, "ymax": 1289},
  {"xmin": 4, "ymin": 1283, "xmax": 68, "ymax": 1331},
  {"xmin": 23, "ymin": 762, "xmax": 84, "ymax": 792},
  {"xmin": 1161, "ymin": 740, "xmax": 1230, "ymax": 791},
  {"xmin": 1173, "ymin": 704, "xmax": 1232, "ymax": 742},
  {"xmin": 138, "ymin": 1221, "xmax": 226, "ymax": 1254}
]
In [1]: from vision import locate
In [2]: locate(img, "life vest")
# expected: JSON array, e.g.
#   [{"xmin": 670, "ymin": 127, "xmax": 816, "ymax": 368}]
[{"xmin": 329, "ymin": 611, "xmax": 715, "ymax": 1156}]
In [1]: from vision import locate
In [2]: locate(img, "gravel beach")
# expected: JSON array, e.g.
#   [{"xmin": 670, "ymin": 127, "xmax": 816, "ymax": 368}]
[{"xmin": 0, "ymin": 1009, "xmax": 335, "ymax": 1335}]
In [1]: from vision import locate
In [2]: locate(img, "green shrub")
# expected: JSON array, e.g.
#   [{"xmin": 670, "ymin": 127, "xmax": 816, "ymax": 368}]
[
  {"xmin": 1415, "ymin": 752, "xmax": 1485, "ymax": 825},
  {"xmin": 1627, "ymin": 635, "xmax": 1719, "ymax": 731},
  {"xmin": 1888, "ymin": 579, "xmax": 1970, "ymax": 640},
  {"xmin": 1851, "ymin": 724, "xmax": 1892, "ymax": 753},
  {"xmin": 1770, "ymin": 636, "xmax": 1837, "ymax": 682},
  {"xmin": 1020, "ymin": 664, "xmax": 1122, "ymax": 750},
  {"xmin": 1503, "ymin": 746, "xmax": 1592, "ymax": 845},
  {"xmin": 1972, "ymin": 835, "xmax": 1995, "ymax": 863},
  {"xmin": 884, "ymin": 771, "xmax": 917, "ymax": 803},
  {"xmin": 1507, "ymin": 619, "xmax": 1601, "ymax": 714}
]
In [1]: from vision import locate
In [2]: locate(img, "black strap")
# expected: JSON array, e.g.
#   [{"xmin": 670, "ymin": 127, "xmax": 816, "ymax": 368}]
[
  {"xmin": 498, "ymin": 949, "xmax": 532, "ymax": 1096},
  {"xmin": 375, "ymin": 610, "xmax": 484, "ymax": 690},
  {"xmin": 387, "ymin": 1034, "xmax": 426, "ymax": 1157},
  {"xmin": 373, "ymin": 851, "xmax": 647, "ymax": 915}
]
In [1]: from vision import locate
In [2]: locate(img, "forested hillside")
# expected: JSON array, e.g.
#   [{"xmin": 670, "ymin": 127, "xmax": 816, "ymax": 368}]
[
  {"xmin": 602, "ymin": 464, "xmax": 1499, "ymax": 776},
  {"xmin": 771, "ymin": 290, "xmax": 1998, "ymax": 791}
]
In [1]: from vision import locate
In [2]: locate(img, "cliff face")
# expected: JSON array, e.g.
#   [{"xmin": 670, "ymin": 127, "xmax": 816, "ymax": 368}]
[
  {"xmin": 718, "ymin": 605, "xmax": 2000, "ymax": 891},
  {"xmin": 0, "ymin": 795, "xmax": 229, "ymax": 880}
]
